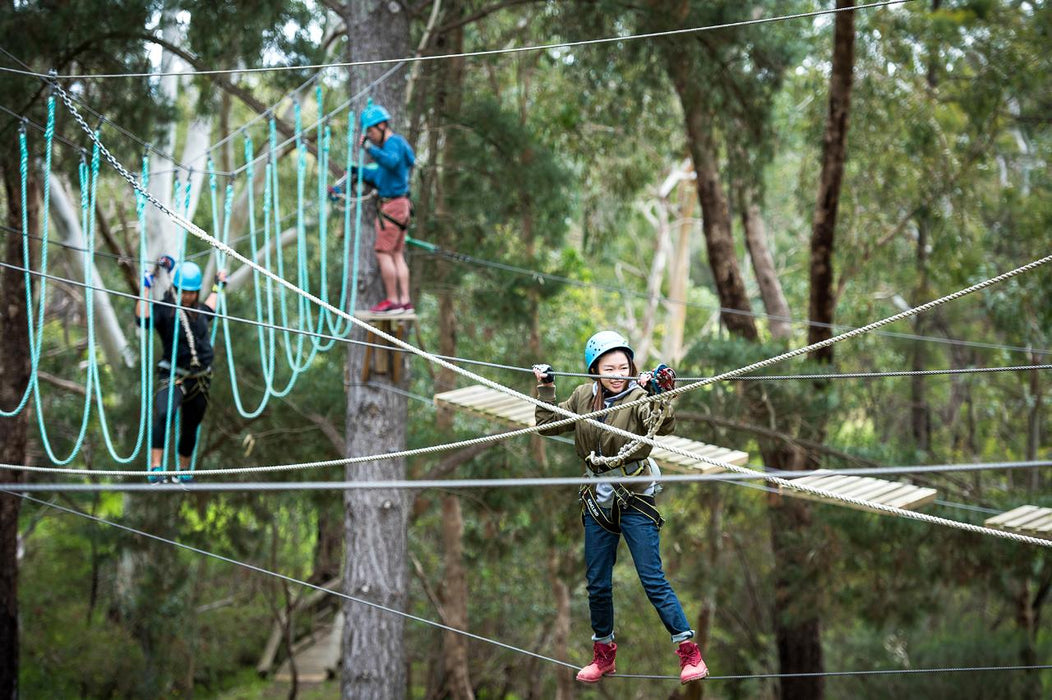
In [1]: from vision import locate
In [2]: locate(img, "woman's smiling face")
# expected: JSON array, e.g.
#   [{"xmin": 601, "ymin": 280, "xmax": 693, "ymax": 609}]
[{"xmin": 596, "ymin": 350, "xmax": 632, "ymax": 394}]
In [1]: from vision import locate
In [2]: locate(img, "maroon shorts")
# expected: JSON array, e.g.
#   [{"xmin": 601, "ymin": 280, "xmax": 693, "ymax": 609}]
[{"xmin": 374, "ymin": 197, "xmax": 410, "ymax": 254}]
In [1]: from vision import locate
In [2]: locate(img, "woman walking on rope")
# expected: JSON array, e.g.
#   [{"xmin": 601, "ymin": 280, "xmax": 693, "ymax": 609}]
[
  {"xmin": 356, "ymin": 100, "xmax": 416, "ymax": 315},
  {"xmin": 135, "ymin": 257, "xmax": 226, "ymax": 483},
  {"xmin": 533, "ymin": 330, "xmax": 708, "ymax": 685}
]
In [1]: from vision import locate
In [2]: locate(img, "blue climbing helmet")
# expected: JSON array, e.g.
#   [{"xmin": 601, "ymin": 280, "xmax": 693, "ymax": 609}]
[
  {"xmin": 584, "ymin": 331, "xmax": 634, "ymax": 372},
  {"xmin": 172, "ymin": 261, "xmax": 202, "ymax": 292},
  {"xmin": 360, "ymin": 100, "xmax": 392, "ymax": 131}
]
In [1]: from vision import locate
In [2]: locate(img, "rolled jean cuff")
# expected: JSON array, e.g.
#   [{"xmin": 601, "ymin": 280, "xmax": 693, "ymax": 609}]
[
  {"xmin": 671, "ymin": 629, "xmax": 695, "ymax": 643},
  {"xmin": 592, "ymin": 632, "xmax": 615, "ymax": 644}
]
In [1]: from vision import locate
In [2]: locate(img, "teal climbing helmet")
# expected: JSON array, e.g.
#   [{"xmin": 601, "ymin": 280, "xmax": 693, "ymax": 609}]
[
  {"xmin": 172, "ymin": 261, "xmax": 202, "ymax": 292},
  {"xmin": 584, "ymin": 331, "xmax": 634, "ymax": 371},
  {"xmin": 360, "ymin": 101, "xmax": 391, "ymax": 131}
]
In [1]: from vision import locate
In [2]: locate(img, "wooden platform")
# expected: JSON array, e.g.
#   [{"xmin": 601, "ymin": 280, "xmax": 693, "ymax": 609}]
[
  {"xmin": 434, "ymin": 385, "xmax": 941, "ymax": 514},
  {"xmin": 354, "ymin": 310, "xmax": 418, "ymax": 322},
  {"xmin": 273, "ymin": 612, "xmax": 343, "ymax": 683},
  {"xmin": 787, "ymin": 470, "xmax": 938, "ymax": 512},
  {"xmin": 354, "ymin": 311, "xmax": 416, "ymax": 384},
  {"xmin": 984, "ymin": 505, "xmax": 1052, "ymax": 541},
  {"xmin": 434, "ymin": 384, "xmax": 748, "ymax": 473}
]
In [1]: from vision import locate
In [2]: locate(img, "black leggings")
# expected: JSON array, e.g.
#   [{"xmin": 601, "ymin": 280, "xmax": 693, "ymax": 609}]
[{"xmin": 150, "ymin": 377, "xmax": 209, "ymax": 457}]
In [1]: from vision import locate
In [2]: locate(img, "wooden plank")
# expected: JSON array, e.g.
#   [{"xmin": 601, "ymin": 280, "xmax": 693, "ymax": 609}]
[
  {"xmin": 985, "ymin": 506, "xmax": 1052, "ymax": 540},
  {"xmin": 884, "ymin": 486, "xmax": 937, "ymax": 510},
  {"xmin": 1001, "ymin": 507, "xmax": 1052, "ymax": 530},
  {"xmin": 806, "ymin": 475, "xmax": 863, "ymax": 494},
  {"xmin": 842, "ymin": 480, "xmax": 911, "ymax": 504},
  {"xmin": 472, "ymin": 393, "xmax": 528, "ymax": 412},
  {"xmin": 986, "ymin": 505, "xmax": 1040, "ymax": 528},
  {"xmin": 436, "ymin": 385, "xmax": 495, "ymax": 406},
  {"xmin": 273, "ymin": 614, "xmax": 344, "ymax": 683},
  {"xmin": 354, "ymin": 310, "xmax": 418, "ymax": 322},
  {"xmin": 983, "ymin": 505, "xmax": 1036, "ymax": 528},
  {"xmin": 1030, "ymin": 516, "xmax": 1052, "ymax": 534},
  {"xmin": 837, "ymin": 478, "xmax": 895, "ymax": 500}
]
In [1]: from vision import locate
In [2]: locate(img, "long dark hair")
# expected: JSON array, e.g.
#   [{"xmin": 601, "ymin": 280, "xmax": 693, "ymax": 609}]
[{"xmin": 590, "ymin": 351, "xmax": 637, "ymax": 413}]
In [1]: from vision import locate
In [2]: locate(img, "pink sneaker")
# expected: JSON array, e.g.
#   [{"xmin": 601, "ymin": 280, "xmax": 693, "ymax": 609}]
[
  {"xmin": 576, "ymin": 641, "xmax": 616, "ymax": 683},
  {"xmin": 676, "ymin": 640, "xmax": 708, "ymax": 684},
  {"xmin": 369, "ymin": 299, "xmax": 401, "ymax": 314},
  {"xmin": 400, "ymin": 302, "xmax": 414, "ymax": 314}
]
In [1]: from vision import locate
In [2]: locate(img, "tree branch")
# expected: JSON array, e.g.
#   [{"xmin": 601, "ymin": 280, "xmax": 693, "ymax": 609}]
[
  {"xmin": 434, "ymin": 0, "xmax": 545, "ymax": 34},
  {"xmin": 142, "ymin": 35, "xmax": 343, "ymax": 178}
]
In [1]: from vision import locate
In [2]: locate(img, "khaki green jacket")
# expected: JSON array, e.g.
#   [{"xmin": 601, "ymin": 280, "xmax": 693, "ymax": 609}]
[{"xmin": 535, "ymin": 382, "xmax": 675, "ymax": 491}]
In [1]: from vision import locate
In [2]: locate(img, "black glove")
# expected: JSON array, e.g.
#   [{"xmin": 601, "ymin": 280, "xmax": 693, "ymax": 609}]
[{"xmin": 533, "ymin": 364, "xmax": 555, "ymax": 384}]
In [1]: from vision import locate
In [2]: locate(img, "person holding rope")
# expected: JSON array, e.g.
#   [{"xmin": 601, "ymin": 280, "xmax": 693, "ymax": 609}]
[
  {"xmin": 135, "ymin": 257, "xmax": 226, "ymax": 483},
  {"xmin": 354, "ymin": 99, "xmax": 416, "ymax": 315},
  {"xmin": 533, "ymin": 330, "xmax": 708, "ymax": 685}
]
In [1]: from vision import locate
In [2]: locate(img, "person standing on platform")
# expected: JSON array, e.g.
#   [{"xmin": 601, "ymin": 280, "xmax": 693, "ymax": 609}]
[{"xmin": 357, "ymin": 100, "xmax": 415, "ymax": 315}]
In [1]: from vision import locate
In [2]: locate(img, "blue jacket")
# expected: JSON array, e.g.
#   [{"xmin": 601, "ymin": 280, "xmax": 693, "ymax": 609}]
[{"xmin": 362, "ymin": 133, "xmax": 415, "ymax": 198}]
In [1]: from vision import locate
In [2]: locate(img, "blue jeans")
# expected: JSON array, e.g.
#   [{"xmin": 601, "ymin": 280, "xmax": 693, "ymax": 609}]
[{"xmin": 583, "ymin": 507, "xmax": 694, "ymax": 643}]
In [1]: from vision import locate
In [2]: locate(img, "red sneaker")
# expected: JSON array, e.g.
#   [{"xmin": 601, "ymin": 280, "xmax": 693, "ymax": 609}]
[
  {"xmin": 400, "ymin": 302, "xmax": 415, "ymax": 314},
  {"xmin": 369, "ymin": 299, "xmax": 401, "ymax": 314},
  {"xmin": 576, "ymin": 641, "xmax": 616, "ymax": 683},
  {"xmin": 676, "ymin": 640, "xmax": 709, "ymax": 683}
]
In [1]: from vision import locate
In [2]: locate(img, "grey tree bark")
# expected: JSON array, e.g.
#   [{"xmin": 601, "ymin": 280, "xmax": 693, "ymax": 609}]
[
  {"xmin": 336, "ymin": 2, "xmax": 412, "ymax": 698},
  {"xmin": 741, "ymin": 190, "xmax": 791, "ymax": 341}
]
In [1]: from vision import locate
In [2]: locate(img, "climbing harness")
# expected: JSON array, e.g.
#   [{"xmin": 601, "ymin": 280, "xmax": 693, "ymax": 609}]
[
  {"xmin": 376, "ymin": 195, "xmax": 413, "ymax": 232},
  {"xmin": 580, "ymin": 459, "xmax": 665, "ymax": 534},
  {"xmin": 579, "ymin": 392, "xmax": 673, "ymax": 534}
]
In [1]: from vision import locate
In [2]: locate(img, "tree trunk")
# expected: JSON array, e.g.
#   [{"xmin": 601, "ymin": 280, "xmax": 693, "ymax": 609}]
[
  {"xmin": 0, "ymin": 158, "xmax": 38, "ymax": 700},
  {"xmin": 740, "ymin": 187, "xmax": 791, "ymax": 341},
  {"xmin": 659, "ymin": 32, "xmax": 757, "ymax": 341},
  {"xmin": 808, "ymin": 0, "xmax": 855, "ymax": 362},
  {"xmin": 339, "ymin": 3, "xmax": 412, "ymax": 699},
  {"xmin": 663, "ymin": 168, "xmax": 695, "ymax": 364},
  {"xmin": 684, "ymin": 490, "xmax": 724, "ymax": 700},
  {"xmin": 1026, "ymin": 350, "xmax": 1041, "ymax": 494},
  {"xmin": 636, "ymin": 196, "xmax": 672, "ymax": 364},
  {"xmin": 911, "ymin": 211, "xmax": 931, "ymax": 453},
  {"xmin": 770, "ymin": 5, "xmax": 856, "ymax": 699},
  {"xmin": 548, "ymin": 550, "xmax": 573, "ymax": 700},
  {"xmin": 50, "ymin": 175, "xmax": 134, "ymax": 368},
  {"xmin": 311, "ymin": 503, "xmax": 344, "ymax": 584},
  {"xmin": 767, "ymin": 444, "xmax": 824, "ymax": 700},
  {"xmin": 439, "ymin": 496, "xmax": 473, "ymax": 700}
]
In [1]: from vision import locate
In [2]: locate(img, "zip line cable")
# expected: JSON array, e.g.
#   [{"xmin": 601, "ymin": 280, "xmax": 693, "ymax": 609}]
[
  {"xmin": 421, "ymin": 248, "xmax": 1052, "ymax": 358},
  {"xmin": 4, "ymin": 259, "xmax": 1049, "ymax": 395},
  {"xmin": 5, "ymin": 460, "xmax": 1051, "ymax": 492},
  {"xmin": 36, "ymin": 82, "xmax": 1052, "ymax": 547},
  {"xmin": 11, "ymin": 491, "xmax": 1052, "ymax": 683},
  {"xmin": 7, "ymin": 491, "xmax": 580, "ymax": 674},
  {"xmin": 4, "ymin": 0, "xmax": 915, "ymax": 80}
]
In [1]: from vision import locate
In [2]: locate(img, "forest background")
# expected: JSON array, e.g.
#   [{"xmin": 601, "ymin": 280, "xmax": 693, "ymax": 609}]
[{"xmin": 0, "ymin": 1, "xmax": 1049, "ymax": 699}]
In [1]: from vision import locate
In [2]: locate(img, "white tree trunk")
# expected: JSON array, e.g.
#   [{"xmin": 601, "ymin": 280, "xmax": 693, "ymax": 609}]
[
  {"xmin": 50, "ymin": 176, "xmax": 133, "ymax": 368},
  {"xmin": 663, "ymin": 172, "xmax": 695, "ymax": 364}
]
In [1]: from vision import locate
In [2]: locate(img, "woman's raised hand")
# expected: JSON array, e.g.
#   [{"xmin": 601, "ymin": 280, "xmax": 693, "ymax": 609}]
[{"xmin": 532, "ymin": 364, "xmax": 555, "ymax": 384}]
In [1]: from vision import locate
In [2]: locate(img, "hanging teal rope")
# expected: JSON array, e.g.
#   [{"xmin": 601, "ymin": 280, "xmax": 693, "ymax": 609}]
[
  {"xmin": 33, "ymin": 142, "xmax": 97, "ymax": 464},
  {"xmin": 88, "ymin": 147, "xmax": 152, "ymax": 463}
]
